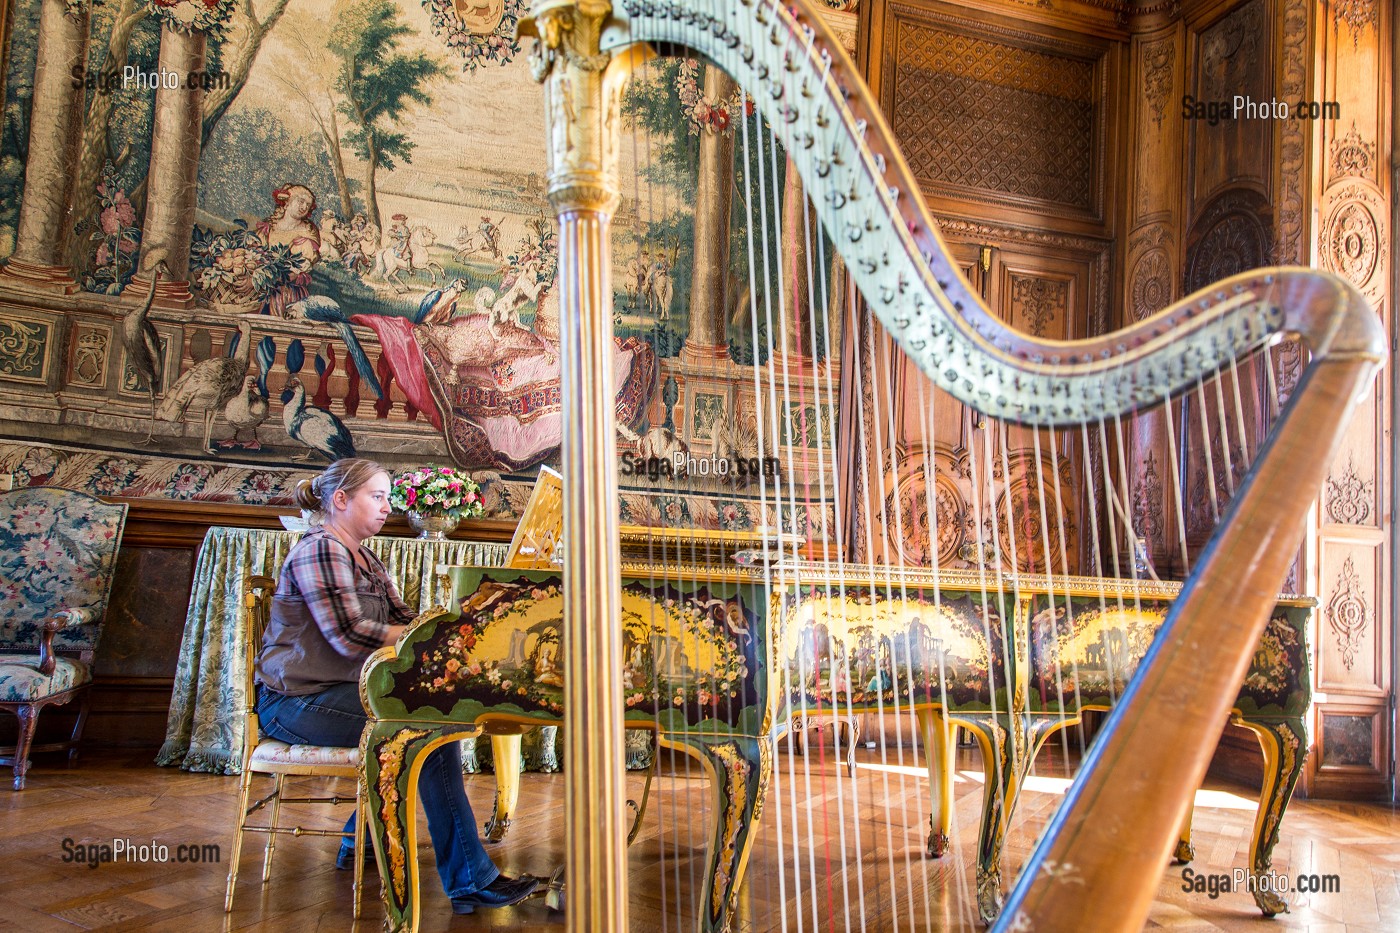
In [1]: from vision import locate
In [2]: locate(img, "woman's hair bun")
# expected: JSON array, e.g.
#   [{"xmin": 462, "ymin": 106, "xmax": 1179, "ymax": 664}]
[{"xmin": 294, "ymin": 477, "xmax": 322, "ymax": 512}]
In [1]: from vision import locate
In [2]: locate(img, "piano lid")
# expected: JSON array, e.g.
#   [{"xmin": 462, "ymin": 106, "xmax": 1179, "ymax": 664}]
[{"xmin": 504, "ymin": 465, "xmax": 804, "ymax": 568}]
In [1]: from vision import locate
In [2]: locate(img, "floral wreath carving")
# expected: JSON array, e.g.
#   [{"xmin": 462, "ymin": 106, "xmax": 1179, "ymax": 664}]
[
  {"xmin": 144, "ymin": 0, "xmax": 236, "ymax": 36},
  {"xmin": 422, "ymin": 0, "xmax": 524, "ymax": 72},
  {"xmin": 676, "ymin": 59, "xmax": 750, "ymax": 137}
]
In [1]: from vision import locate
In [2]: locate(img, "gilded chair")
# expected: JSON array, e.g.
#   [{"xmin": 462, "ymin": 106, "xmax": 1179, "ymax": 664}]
[
  {"xmin": 225, "ymin": 575, "xmax": 368, "ymax": 916},
  {"xmin": 0, "ymin": 487, "xmax": 127, "ymax": 791}
]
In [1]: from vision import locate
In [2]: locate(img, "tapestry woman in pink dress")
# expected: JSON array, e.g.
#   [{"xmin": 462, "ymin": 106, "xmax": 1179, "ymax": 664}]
[{"xmin": 258, "ymin": 183, "xmax": 321, "ymax": 318}]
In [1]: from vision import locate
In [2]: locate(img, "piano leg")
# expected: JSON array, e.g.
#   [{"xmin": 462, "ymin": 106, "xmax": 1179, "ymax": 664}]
[
  {"xmin": 1234, "ymin": 716, "xmax": 1307, "ymax": 917},
  {"xmin": 916, "ymin": 707, "xmax": 954, "ymax": 859},
  {"xmin": 362, "ymin": 722, "xmax": 474, "ymax": 933},
  {"xmin": 1174, "ymin": 807, "xmax": 1196, "ymax": 863},
  {"xmin": 662, "ymin": 734, "xmax": 771, "ymax": 933},
  {"xmin": 959, "ymin": 713, "xmax": 1063, "ymax": 925},
  {"xmin": 484, "ymin": 733, "xmax": 522, "ymax": 842}
]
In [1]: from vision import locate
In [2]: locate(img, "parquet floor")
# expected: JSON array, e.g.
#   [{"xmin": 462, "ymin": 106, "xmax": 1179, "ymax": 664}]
[{"xmin": 2, "ymin": 745, "xmax": 1398, "ymax": 931}]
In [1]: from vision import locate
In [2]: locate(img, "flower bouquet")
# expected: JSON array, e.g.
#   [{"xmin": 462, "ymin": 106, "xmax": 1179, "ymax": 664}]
[{"xmin": 390, "ymin": 466, "xmax": 485, "ymax": 539}]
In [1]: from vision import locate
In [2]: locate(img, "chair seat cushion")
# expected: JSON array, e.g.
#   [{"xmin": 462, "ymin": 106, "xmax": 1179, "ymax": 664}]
[
  {"xmin": 0, "ymin": 655, "xmax": 90, "ymax": 702},
  {"xmin": 250, "ymin": 738, "xmax": 360, "ymax": 769}
]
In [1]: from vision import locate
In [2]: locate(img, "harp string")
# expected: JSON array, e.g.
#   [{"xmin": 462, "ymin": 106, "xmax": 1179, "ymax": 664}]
[
  {"xmin": 801, "ymin": 119, "xmax": 874, "ymax": 929},
  {"xmin": 615, "ymin": 39, "xmax": 1310, "ymax": 930},
  {"xmin": 1163, "ymin": 391, "xmax": 1190, "ymax": 575},
  {"xmin": 1195, "ymin": 377, "xmax": 1221, "ymax": 525},
  {"xmin": 1213, "ymin": 366, "xmax": 1236, "ymax": 498}
]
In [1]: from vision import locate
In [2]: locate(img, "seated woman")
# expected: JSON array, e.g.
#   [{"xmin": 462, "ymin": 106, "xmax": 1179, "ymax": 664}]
[{"xmin": 254, "ymin": 457, "xmax": 538, "ymax": 914}]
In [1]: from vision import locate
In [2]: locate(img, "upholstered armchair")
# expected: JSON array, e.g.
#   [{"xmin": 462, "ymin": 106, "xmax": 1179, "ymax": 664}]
[{"xmin": 0, "ymin": 488, "xmax": 128, "ymax": 790}]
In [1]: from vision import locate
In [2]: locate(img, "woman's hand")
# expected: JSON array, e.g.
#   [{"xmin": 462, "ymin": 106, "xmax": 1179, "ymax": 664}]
[{"xmin": 384, "ymin": 624, "xmax": 409, "ymax": 646}]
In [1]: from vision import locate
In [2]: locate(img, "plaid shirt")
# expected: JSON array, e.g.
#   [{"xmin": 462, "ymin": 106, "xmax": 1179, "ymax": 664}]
[{"xmin": 277, "ymin": 529, "xmax": 414, "ymax": 659}]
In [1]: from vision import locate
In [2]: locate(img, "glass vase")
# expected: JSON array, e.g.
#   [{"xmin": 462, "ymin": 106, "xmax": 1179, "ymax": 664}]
[{"xmin": 407, "ymin": 511, "xmax": 458, "ymax": 541}]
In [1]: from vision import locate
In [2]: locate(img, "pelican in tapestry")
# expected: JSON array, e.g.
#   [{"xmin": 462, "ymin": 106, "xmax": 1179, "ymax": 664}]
[
  {"xmin": 120, "ymin": 261, "xmax": 167, "ymax": 445},
  {"xmin": 156, "ymin": 317, "xmax": 254, "ymax": 452},
  {"xmin": 280, "ymin": 376, "xmax": 356, "ymax": 462},
  {"xmin": 285, "ymin": 296, "xmax": 384, "ymax": 398}
]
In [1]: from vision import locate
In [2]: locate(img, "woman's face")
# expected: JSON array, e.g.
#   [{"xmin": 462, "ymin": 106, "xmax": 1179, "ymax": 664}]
[
  {"xmin": 328, "ymin": 471, "xmax": 392, "ymax": 542},
  {"xmin": 286, "ymin": 188, "xmax": 313, "ymax": 221}
]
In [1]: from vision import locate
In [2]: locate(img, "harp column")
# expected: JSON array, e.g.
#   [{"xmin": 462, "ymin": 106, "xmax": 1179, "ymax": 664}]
[{"xmin": 522, "ymin": 2, "xmax": 630, "ymax": 930}]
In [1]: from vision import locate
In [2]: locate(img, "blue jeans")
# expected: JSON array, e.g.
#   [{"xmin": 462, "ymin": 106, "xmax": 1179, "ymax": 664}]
[{"xmin": 256, "ymin": 682, "xmax": 501, "ymax": 897}]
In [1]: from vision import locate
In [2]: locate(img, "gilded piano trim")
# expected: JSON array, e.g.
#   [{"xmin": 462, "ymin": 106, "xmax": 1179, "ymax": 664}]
[{"xmin": 369, "ymin": 726, "xmax": 432, "ymax": 906}]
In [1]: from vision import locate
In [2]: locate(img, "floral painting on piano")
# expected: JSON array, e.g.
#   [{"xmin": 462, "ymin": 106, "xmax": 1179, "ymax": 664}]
[{"xmin": 393, "ymin": 570, "xmax": 764, "ymax": 730}]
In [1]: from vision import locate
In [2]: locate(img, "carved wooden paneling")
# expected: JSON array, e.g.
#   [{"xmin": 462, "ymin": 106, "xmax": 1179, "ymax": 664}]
[
  {"xmin": 891, "ymin": 24, "xmax": 1095, "ymax": 207},
  {"xmin": 1127, "ymin": 223, "xmax": 1173, "ymax": 321},
  {"xmin": 876, "ymin": 442, "xmax": 1079, "ymax": 575},
  {"xmin": 1187, "ymin": 0, "xmax": 1273, "ymax": 210},
  {"xmin": 1183, "ymin": 187, "xmax": 1272, "ymax": 293},
  {"xmin": 1326, "ymin": 455, "xmax": 1377, "ymax": 528},
  {"xmin": 1318, "ymin": 545, "xmax": 1384, "ymax": 691},
  {"xmin": 875, "ymin": 2, "xmax": 1113, "ymax": 229},
  {"xmin": 1305, "ymin": 0, "xmax": 1392, "ymax": 802},
  {"xmin": 1006, "ymin": 273, "xmax": 1072, "ymax": 339}
]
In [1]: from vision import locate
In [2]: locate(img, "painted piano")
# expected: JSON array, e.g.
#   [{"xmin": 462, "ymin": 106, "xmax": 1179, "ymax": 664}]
[
  {"xmin": 359, "ymin": 474, "xmax": 1313, "ymax": 930},
  {"xmin": 360, "ymin": 558, "xmax": 1311, "ymax": 932}
]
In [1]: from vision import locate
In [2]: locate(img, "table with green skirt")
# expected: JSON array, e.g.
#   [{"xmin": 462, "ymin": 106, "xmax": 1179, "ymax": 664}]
[{"xmin": 155, "ymin": 526, "xmax": 528, "ymax": 775}]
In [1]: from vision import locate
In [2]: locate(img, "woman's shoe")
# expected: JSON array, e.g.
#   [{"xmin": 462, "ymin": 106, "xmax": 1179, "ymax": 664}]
[
  {"xmin": 450, "ymin": 874, "xmax": 541, "ymax": 914},
  {"xmin": 336, "ymin": 845, "xmax": 375, "ymax": 870}
]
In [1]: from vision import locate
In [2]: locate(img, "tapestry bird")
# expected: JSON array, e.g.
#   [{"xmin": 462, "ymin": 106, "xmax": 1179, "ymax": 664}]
[
  {"xmin": 285, "ymin": 296, "xmax": 383, "ymax": 398},
  {"xmin": 280, "ymin": 376, "xmax": 355, "ymax": 462},
  {"xmin": 156, "ymin": 317, "xmax": 253, "ymax": 452},
  {"xmin": 222, "ymin": 375, "xmax": 270, "ymax": 449},
  {"xmin": 120, "ymin": 261, "xmax": 167, "ymax": 444}
]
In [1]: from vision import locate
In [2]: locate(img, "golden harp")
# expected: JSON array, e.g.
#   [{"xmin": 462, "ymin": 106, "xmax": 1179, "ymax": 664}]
[{"xmin": 360, "ymin": 0, "xmax": 1383, "ymax": 931}]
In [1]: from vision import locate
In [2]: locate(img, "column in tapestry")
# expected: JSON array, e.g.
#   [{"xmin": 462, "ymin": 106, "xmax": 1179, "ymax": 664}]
[
  {"xmin": 0, "ymin": 0, "xmax": 88, "ymax": 291},
  {"xmin": 127, "ymin": 0, "xmax": 227, "ymax": 308}
]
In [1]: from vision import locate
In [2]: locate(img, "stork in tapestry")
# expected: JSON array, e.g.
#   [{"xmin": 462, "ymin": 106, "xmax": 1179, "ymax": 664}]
[
  {"xmin": 280, "ymin": 376, "xmax": 356, "ymax": 462},
  {"xmin": 120, "ymin": 260, "xmax": 168, "ymax": 445}
]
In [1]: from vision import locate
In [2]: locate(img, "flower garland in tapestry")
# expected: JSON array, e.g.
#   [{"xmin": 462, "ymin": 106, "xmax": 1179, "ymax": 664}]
[
  {"xmin": 675, "ymin": 59, "xmax": 749, "ymax": 137},
  {"xmin": 422, "ymin": 0, "xmax": 525, "ymax": 72},
  {"xmin": 141, "ymin": 0, "xmax": 236, "ymax": 36}
]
